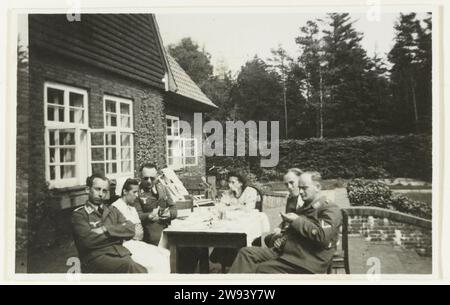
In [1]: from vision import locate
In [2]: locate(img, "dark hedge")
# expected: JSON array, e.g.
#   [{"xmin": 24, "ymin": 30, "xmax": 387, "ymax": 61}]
[
  {"xmin": 347, "ymin": 179, "xmax": 432, "ymax": 219},
  {"xmin": 206, "ymin": 134, "xmax": 432, "ymax": 181}
]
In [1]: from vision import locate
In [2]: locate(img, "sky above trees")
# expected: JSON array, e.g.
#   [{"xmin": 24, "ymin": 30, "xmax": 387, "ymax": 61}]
[{"xmin": 157, "ymin": 11, "xmax": 429, "ymax": 75}]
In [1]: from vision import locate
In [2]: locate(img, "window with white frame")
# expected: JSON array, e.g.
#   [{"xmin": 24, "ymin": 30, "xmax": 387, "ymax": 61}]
[
  {"xmin": 166, "ymin": 115, "xmax": 198, "ymax": 170},
  {"xmin": 89, "ymin": 96, "xmax": 134, "ymax": 177},
  {"xmin": 44, "ymin": 82, "xmax": 88, "ymax": 188},
  {"xmin": 183, "ymin": 138, "xmax": 197, "ymax": 166}
]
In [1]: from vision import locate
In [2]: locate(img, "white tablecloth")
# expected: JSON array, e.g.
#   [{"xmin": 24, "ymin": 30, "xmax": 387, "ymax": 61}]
[{"xmin": 158, "ymin": 207, "xmax": 271, "ymax": 248}]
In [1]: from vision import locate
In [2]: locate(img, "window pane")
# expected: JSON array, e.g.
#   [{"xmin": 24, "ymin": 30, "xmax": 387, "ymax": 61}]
[
  {"xmin": 69, "ymin": 110, "xmax": 74, "ymax": 123},
  {"xmin": 166, "ymin": 119, "xmax": 172, "ymax": 136},
  {"xmin": 91, "ymin": 148, "xmax": 105, "ymax": 161},
  {"xmin": 105, "ymin": 100, "xmax": 116, "ymax": 113},
  {"xmin": 49, "ymin": 148, "xmax": 56, "ymax": 163},
  {"xmin": 167, "ymin": 157, "xmax": 173, "ymax": 166},
  {"xmin": 58, "ymin": 108, "xmax": 65, "ymax": 122},
  {"xmin": 120, "ymin": 134, "xmax": 131, "ymax": 147},
  {"xmin": 185, "ymin": 157, "xmax": 196, "ymax": 165},
  {"xmin": 110, "ymin": 115, "xmax": 117, "ymax": 127},
  {"xmin": 60, "ymin": 148, "xmax": 75, "ymax": 163},
  {"xmin": 120, "ymin": 103, "xmax": 130, "ymax": 115},
  {"xmin": 120, "ymin": 115, "xmax": 130, "ymax": 128},
  {"xmin": 47, "ymin": 88, "xmax": 64, "ymax": 105},
  {"xmin": 106, "ymin": 162, "xmax": 117, "ymax": 174},
  {"xmin": 105, "ymin": 133, "xmax": 116, "ymax": 145},
  {"xmin": 121, "ymin": 161, "xmax": 131, "ymax": 173},
  {"xmin": 92, "ymin": 163, "xmax": 105, "ymax": 175},
  {"xmin": 61, "ymin": 165, "xmax": 76, "ymax": 179},
  {"xmin": 106, "ymin": 147, "xmax": 116, "ymax": 161},
  {"xmin": 49, "ymin": 131, "xmax": 56, "ymax": 146},
  {"xmin": 70, "ymin": 109, "xmax": 84, "ymax": 124},
  {"xmin": 91, "ymin": 132, "xmax": 104, "ymax": 146},
  {"xmin": 106, "ymin": 114, "xmax": 117, "ymax": 127},
  {"xmin": 168, "ymin": 140, "xmax": 181, "ymax": 157},
  {"xmin": 121, "ymin": 148, "xmax": 131, "ymax": 160},
  {"xmin": 60, "ymin": 131, "xmax": 75, "ymax": 145},
  {"xmin": 69, "ymin": 92, "xmax": 84, "ymax": 108},
  {"xmin": 50, "ymin": 166, "xmax": 56, "ymax": 180},
  {"xmin": 173, "ymin": 120, "xmax": 179, "ymax": 136},
  {"xmin": 47, "ymin": 107, "xmax": 55, "ymax": 121},
  {"xmin": 184, "ymin": 146, "xmax": 195, "ymax": 157}
]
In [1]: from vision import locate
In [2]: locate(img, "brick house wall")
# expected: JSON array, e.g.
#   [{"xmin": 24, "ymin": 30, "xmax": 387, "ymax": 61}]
[{"xmin": 16, "ymin": 51, "xmax": 29, "ymax": 272}]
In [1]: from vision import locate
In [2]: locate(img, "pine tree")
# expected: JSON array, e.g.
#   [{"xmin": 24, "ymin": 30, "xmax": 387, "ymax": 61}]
[
  {"xmin": 231, "ymin": 56, "xmax": 284, "ymax": 123},
  {"xmin": 388, "ymin": 13, "xmax": 432, "ymax": 134},
  {"xmin": 167, "ymin": 37, "xmax": 214, "ymax": 87},
  {"xmin": 295, "ymin": 20, "xmax": 324, "ymax": 138},
  {"xmin": 267, "ymin": 46, "xmax": 293, "ymax": 138},
  {"xmin": 321, "ymin": 13, "xmax": 371, "ymax": 137}
]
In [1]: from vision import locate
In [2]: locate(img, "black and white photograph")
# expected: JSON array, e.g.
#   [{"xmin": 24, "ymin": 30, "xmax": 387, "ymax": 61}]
[{"xmin": 3, "ymin": 0, "xmax": 448, "ymax": 284}]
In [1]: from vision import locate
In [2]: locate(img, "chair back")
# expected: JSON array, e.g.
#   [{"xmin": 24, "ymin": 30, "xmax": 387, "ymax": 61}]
[{"xmin": 248, "ymin": 185, "xmax": 264, "ymax": 212}]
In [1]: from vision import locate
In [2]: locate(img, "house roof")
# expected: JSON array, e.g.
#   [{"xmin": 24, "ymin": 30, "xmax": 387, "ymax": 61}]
[
  {"xmin": 29, "ymin": 14, "xmax": 167, "ymax": 90},
  {"xmin": 166, "ymin": 53, "xmax": 218, "ymax": 109}
]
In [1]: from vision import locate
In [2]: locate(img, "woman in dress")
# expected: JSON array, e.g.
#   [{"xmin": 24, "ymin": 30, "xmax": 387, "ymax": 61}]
[
  {"xmin": 112, "ymin": 178, "xmax": 170, "ymax": 274},
  {"xmin": 219, "ymin": 171, "xmax": 260, "ymax": 210}
]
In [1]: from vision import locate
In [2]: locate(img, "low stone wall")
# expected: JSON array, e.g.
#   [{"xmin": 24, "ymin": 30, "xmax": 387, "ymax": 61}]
[{"xmin": 346, "ymin": 209, "xmax": 432, "ymax": 257}]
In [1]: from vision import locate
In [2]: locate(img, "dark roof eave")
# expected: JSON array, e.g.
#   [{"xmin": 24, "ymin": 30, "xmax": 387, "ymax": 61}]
[{"xmin": 166, "ymin": 91, "xmax": 218, "ymax": 112}]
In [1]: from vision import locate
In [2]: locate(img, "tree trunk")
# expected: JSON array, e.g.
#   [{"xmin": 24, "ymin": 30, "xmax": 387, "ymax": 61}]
[
  {"xmin": 410, "ymin": 75, "xmax": 419, "ymax": 133},
  {"xmin": 319, "ymin": 70, "xmax": 324, "ymax": 139},
  {"xmin": 283, "ymin": 84, "xmax": 288, "ymax": 139}
]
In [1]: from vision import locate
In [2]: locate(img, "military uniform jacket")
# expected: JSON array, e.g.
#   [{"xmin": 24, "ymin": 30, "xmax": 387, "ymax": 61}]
[
  {"xmin": 135, "ymin": 182, "xmax": 177, "ymax": 222},
  {"xmin": 71, "ymin": 202, "xmax": 136, "ymax": 263},
  {"xmin": 280, "ymin": 196, "xmax": 342, "ymax": 274}
]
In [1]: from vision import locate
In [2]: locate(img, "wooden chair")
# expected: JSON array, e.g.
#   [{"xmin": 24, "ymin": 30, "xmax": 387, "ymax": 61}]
[
  {"xmin": 327, "ymin": 209, "xmax": 350, "ymax": 274},
  {"xmin": 249, "ymin": 185, "xmax": 264, "ymax": 212}
]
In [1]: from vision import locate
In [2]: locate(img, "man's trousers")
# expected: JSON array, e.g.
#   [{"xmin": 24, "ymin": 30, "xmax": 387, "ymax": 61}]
[{"xmin": 228, "ymin": 247, "xmax": 313, "ymax": 274}]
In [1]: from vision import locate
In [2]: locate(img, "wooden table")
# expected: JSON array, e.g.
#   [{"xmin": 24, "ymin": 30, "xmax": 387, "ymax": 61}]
[{"xmin": 165, "ymin": 231, "xmax": 248, "ymax": 273}]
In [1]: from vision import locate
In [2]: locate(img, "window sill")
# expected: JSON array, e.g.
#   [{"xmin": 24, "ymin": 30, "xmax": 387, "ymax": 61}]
[{"xmin": 50, "ymin": 185, "xmax": 86, "ymax": 194}]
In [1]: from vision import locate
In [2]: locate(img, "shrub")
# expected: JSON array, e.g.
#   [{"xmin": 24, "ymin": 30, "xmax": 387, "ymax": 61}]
[
  {"xmin": 347, "ymin": 179, "xmax": 432, "ymax": 219},
  {"xmin": 390, "ymin": 195, "xmax": 432, "ymax": 220},
  {"xmin": 347, "ymin": 179, "xmax": 392, "ymax": 208}
]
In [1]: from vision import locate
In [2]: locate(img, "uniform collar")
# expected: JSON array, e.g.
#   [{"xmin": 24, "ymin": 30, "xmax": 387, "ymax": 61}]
[
  {"xmin": 289, "ymin": 194, "xmax": 304, "ymax": 209},
  {"xmin": 303, "ymin": 195, "xmax": 327, "ymax": 210},
  {"xmin": 85, "ymin": 201, "xmax": 104, "ymax": 215}
]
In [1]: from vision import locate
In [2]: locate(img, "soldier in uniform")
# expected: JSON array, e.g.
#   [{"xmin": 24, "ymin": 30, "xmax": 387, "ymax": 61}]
[
  {"xmin": 264, "ymin": 168, "xmax": 304, "ymax": 248},
  {"xmin": 135, "ymin": 163, "xmax": 177, "ymax": 245},
  {"xmin": 71, "ymin": 173, "xmax": 147, "ymax": 273},
  {"xmin": 228, "ymin": 171, "xmax": 342, "ymax": 274}
]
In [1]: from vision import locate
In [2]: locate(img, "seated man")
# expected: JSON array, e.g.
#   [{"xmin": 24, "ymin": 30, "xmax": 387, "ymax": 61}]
[
  {"xmin": 71, "ymin": 173, "xmax": 147, "ymax": 273},
  {"xmin": 135, "ymin": 163, "xmax": 177, "ymax": 245},
  {"xmin": 264, "ymin": 168, "xmax": 304, "ymax": 248},
  {"xmin": 229, "ymin": 171, "xmax": 342, "ymax": 274}
]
